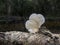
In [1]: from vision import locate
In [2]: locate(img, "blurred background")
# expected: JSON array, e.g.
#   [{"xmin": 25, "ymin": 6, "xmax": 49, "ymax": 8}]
[{"xmin": 0, "ymin": 0, "xmax": 60, "ymax": 33}]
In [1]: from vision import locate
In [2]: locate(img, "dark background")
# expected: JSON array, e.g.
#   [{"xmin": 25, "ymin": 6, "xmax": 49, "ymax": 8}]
[{"xmin": 0, "ymin": 0, "xmax": 60, "ymax": 33}]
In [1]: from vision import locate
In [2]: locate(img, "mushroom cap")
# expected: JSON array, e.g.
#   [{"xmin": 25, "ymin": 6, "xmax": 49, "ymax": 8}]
[{"xmin": 29, "ymin": 13, "xmax": 45, "ymax": 28}]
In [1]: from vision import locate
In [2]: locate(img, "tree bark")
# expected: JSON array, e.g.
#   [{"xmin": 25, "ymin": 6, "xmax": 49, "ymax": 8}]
[{"xmin": 0, "ymin": 31, "xmax": 60, "ymax": 45}]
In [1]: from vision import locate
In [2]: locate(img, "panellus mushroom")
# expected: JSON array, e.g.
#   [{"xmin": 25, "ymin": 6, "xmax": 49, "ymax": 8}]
[{"xmin": 25, "ymin": 13, "xmax": 45, "ymax": 33}]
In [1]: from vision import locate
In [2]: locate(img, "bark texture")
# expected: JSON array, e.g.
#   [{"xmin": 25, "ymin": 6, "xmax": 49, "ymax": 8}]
[{"xmin": 0, "ymin": 31, "xmax": 60, "ymax": 45}]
